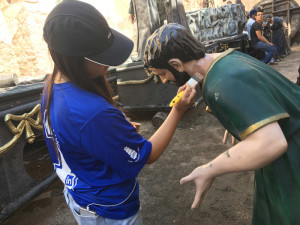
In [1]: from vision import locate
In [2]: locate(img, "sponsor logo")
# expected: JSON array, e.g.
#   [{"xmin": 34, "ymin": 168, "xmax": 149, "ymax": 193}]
[
  {"xmin": 124, "ymin": 146, "xmax": 140, "ymax": 162},
  {"xmin": 65, "ymin": 174, "xmax": 78, "ymax": 189},
  {"xmin": 43, "ymin": 110, "xmax": 53, "ymax": 139}
]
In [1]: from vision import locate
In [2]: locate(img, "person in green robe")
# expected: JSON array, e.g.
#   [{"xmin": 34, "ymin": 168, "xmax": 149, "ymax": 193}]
[{"xmin": 143, "ymin": 23, "xmax": 300, "ymax": 225}]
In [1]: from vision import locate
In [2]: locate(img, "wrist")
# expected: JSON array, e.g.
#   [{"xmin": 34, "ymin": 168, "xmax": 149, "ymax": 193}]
[
  {"xmin": 171, "ymin": 106, "xmax": 186, "ymax": 118},
  {"xmin": 203, "ymin": 163, "xmax": 218, "ymax": 178}
]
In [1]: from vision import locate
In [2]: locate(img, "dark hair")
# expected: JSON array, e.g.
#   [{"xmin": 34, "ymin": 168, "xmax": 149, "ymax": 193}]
[
  {"xmin": 249, "ymin": 9, "xmax": 257, "ymax": 17},
  {"xmin": 42, "ymin": 48, "xmax": 114, "ymax": 158},
  {"xmin": 144, "ymin": 23, "xmax": 205, "ymax": 70},
  {"xmin": 255, "ymin": 8, "xmax": 263, "ymax": 16}
]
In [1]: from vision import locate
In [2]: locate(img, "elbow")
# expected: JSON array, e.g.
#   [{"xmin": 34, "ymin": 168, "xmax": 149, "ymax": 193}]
[
  {"xmin": 146, "ymin": 155, "xmax": 157, "ymax": 164},
  {"xmin": 146, "ymin": 159, "xmax": 155, "ymax": 164},
  {"xmin": 277, "ymin": 136, "xmax": 288, "ymax": 155},
  {"xmin": 268, "ymin": 135, "xmax": 288, "ymax": 160}
]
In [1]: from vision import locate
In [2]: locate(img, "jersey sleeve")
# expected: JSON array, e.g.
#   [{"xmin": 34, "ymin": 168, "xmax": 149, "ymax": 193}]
[
  {"xmin": 78, "ymin": 107, "xmax": 152, "ymax": 180},
  {"xmin": 205, "ymin": 65, "xmax": 289, "ymax": 140}
]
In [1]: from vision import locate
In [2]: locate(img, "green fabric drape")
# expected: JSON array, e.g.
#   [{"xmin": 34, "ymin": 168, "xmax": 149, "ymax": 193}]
[{"xmin": 203, "ymin": 49, "xmax": 300, "ymax": 225}]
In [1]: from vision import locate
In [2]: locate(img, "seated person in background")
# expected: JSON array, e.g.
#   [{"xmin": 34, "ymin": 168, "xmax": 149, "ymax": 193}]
[
  {"xmin": 247, "ymin": 9, "xmax": 257, "ymax": 39},
  {"xmin": 250, "ymin": 9, "xmax": 277, "ymax": 64}
]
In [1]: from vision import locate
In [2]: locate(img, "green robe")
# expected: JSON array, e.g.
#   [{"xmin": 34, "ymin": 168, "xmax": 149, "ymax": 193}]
[{"xmin": 203, "ymin": 49, "xmax": 300, "ymax": 225}]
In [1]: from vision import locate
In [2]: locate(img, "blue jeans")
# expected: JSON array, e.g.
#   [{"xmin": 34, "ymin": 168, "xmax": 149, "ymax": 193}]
[
  {"xmin": 64, "ymin": 188, "xmax": 143, "ymax": 225},
  {"xmin": 254, "ymin": 41, "xmax": 277, "ymax": 64}
]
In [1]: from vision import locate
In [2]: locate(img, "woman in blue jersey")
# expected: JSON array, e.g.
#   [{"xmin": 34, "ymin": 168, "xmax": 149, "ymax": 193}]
[{"xmin": 41, "ymin": 1, "xmax": 196, "ymax": 224}]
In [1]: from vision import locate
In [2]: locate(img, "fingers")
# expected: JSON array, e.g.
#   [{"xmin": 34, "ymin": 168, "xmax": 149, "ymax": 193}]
[
  {"xmin": 191, "ymin": 189, "xmax": 203, "ymax": 209},
  {"xmin": 180, "ymin": 173, "xmax": 205, "ymax": 209},
  {"xmin": 180, "ymin": 174, "xmax": 192, "ymax": 185},
  {"xmin": 174, "ymin": 86, "xmax": 196, "ymax": 111},
  {"xmin": 182, "ymin": 85, "xmax": 196, "ymax": 103},
  {"xmin": 177, "ymin": 84, "xmax": 186, "ymax": 93}
]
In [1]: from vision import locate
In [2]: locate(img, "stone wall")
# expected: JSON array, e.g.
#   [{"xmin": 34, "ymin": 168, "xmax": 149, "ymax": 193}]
[
  {"xmin": 185, "ymin": 0, "xmax": 300, "ymax": 12},
  {"xmin": 0, "ymin": 0, "xmax": 135, "ymax": 79},
  {"xmin": 0, "ymin": 0, "xmax": 55, "ymax": 79},
  {"xmin": 0, "ymin": 0, "xmax": 299, "ymax": 79}
]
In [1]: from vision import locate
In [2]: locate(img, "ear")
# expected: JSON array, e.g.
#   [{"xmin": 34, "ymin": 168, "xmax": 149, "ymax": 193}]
[{"xmin": 168, "ymin": 58, "xmax": 184, "ymax": 72}]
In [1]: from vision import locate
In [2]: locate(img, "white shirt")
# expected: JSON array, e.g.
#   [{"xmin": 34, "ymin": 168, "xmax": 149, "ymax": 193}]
[{"xmin": 247, "ymin": 18, "xmax": 256, "ymax": 40}]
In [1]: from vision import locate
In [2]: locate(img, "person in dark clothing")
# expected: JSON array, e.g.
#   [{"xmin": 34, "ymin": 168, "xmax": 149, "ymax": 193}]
[
  {"xmin": 250, "ymin": 10, "xmax": 277, "ymax": 64},
  {"xmin": 265, "ymin": 15, "xmax": 289, "ymax": 58}
]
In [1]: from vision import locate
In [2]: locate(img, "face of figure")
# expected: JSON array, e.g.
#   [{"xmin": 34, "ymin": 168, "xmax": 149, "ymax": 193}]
[
  {"xmin": 149, "ymin": 68, "xmax": 176, "ymax": 84},
  {"xmin": 84, "ymin": 59, "xmax": 109, "ymax": 78},
  {"xmin": 255, "ymin": 12, "xmax": 264, "ymax": 23},
  {"xmin": 149, "ymin": 66, "xmax": 191, "ymax": 87}
]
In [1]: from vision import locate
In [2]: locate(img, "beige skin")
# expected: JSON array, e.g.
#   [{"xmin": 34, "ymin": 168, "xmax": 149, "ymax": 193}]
[
  {"xmin": 255, "ymin": 12, "xmax": 274, "ymax": 46},
  {"xmin": 54, "ymin": 58, "xmax": 197, "ymax": 164},
  {"xmin": 151, "ymin": 54, "xmax": 288, "ymax": 209}
]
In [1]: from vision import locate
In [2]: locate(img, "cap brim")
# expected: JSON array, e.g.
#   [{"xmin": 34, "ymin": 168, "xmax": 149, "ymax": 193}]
[{"xmin": 86, "ymin": 29, "xmax": 134, "ymax": 67}]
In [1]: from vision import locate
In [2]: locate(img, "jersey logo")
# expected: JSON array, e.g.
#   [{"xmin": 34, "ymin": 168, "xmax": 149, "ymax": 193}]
[
  {"xmin": 43, "ymin": 110, "xmax": 53, "ymax": 139},
  {"xmin": 42, "ymin": 110, "xmax": 78, "ymax": 190},
  {"xmin": 124, "ymin": 146, "xmax": 140, "ymax": 162},
  {"xmin": 65, "ymin": 174, "xmax": 78, "ymax": 189}
]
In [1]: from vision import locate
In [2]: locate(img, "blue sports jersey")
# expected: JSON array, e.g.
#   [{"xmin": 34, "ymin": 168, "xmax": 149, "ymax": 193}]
[{"xmin": 41, "ymin": 82, "xmax": 152, "ymax": 219}]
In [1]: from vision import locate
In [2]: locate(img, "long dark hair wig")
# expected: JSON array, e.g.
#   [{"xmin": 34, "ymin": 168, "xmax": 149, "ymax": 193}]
[{"xmin": 42, "ymin": 48, "xmax": 114, "ymax": 158}]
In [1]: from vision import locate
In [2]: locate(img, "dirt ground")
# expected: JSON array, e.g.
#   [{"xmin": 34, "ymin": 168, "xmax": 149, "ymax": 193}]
[{"xmin": 3, "ymin": 45, "xmax": 300, "ymax": 225}]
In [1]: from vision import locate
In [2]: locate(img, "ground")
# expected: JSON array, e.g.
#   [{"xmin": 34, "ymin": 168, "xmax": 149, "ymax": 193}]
[{"xmin": 3, "ymin": 45, "xmax": 300, "ymax": 225}]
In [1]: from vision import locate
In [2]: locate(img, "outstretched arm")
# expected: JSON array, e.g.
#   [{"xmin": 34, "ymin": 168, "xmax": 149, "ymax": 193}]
[
  {"xmin": 282, "ymin": 21, "xmax": 288, "ymax": 29},
  {"xmin": 147, "ymin": 85, "xmax": 196, "ymax": 164},
  {"xmin": 180, "ymin": 122, "xmax": 287, "ymax": 209}
]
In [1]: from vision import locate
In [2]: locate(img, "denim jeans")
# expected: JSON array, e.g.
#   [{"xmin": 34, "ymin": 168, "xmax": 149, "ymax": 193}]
[
  {"xmin": 63, "ymin": 188, "xmax": 143, "ymax": 225},
  {"xmin": 254, "ymin": 41, "xmax": 277, "ymax": 64}
]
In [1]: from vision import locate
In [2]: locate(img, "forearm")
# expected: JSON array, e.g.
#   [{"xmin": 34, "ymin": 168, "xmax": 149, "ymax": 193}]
[
  {"xmin": 258, "ymin": 35, "xmax": 271, "ymax": 44},
  {"xmin": 147, "ymin": 85, "xmax": 196, "ymax": 164},
  {"xmin": 282, "ymin": 22, "xmax": 288, "ymax": 29},
  {"xmin": 147, "ymin": 108, "xmax": 184, "ymax": 164},
  {"xmin": 205, "ymin": 123, "xmax": 287, "ymax": 177}
]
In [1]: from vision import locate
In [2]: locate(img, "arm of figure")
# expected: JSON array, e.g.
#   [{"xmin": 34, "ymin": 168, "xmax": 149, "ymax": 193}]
[
  {"xmin": 180, "ymin": 122, "xmax": 287, "ymax": 209},
  {"xmin": 282, "ymin": 21, "xmax": 288, "ymax": 29},
  {"xmin": 147, "ymin": 85, "xmax": 196, "ymax": 164},
  {"xmin": 256, "ymin": 30, "xmax": 273, "ymax": 45}
]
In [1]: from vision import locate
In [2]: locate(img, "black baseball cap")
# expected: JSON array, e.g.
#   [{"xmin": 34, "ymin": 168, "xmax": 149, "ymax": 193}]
[{"xmin": 43, "ymin": 0, "xmax": 133, "ymax": 66}]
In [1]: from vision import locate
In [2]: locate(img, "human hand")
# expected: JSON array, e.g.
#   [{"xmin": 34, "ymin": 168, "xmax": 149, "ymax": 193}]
[
  {"xmin": 128, "ymin": 14, "xmax": 136, "ymax": 24},
  {"xmin": 173, "ymin": 85, "xmax": 196, "ymax": 113},
  {"xmin": 180, "ymin": 165, "xmax": 215, "ymax": 209},
  {"xmin": 130, "ymin": 122, "xmax": 141, "ymax": 133}
]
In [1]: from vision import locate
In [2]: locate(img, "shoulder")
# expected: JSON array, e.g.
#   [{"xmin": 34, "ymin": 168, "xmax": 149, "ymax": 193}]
[
  {"xmin": 208, "ymin": 51, "xmax": 258, "ymax": 81},
  {"xmin": 252, "ymin": 21, "xmax": 260, "ymax": 28},
  {"xmin": 53, "ymin": 82, "xmax": 116, "ymax": 126},
  {"xmin": 247, "ymin": 19, "xmax": 254, "ymax": 26},
  {"xmin": 275, "ymin": 17, "xmax": 283, "ymax": 22}
]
